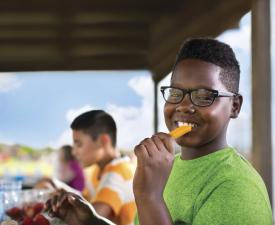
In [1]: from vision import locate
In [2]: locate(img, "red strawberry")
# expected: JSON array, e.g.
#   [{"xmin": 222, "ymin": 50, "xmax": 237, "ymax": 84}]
[
  {"xmin": 21, "ymin": 216, "xmax": 35, "ymax": 225},
  {"xmin": 33, "ymin": 202, "xmax": 44, "ymax": 215},
  {"xmin": 23, "ymin": 204, "xmax": 35, "ymax": 218},
  {"xmin": 6, "ymin": 207, "xmax": 23, "ymax": 220},
  {"xmin": 33, "ymin": 214, "xmax": 50, "ymax": 225}
]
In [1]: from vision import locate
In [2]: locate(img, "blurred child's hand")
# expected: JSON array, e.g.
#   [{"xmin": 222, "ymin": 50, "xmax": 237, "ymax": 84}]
[
  {"xmin": 45, "ymin": 189, "xmax": 101, "ymax": 225},
  {"xmin": 34, "ymin": 177, "xmax": 57, "ymax": 190},
  {"xmin": 133, "ymin": 132, "xmax": 174, "ymax": 201},
  {"xmin": 45, "ymin": 189, "xmax": 90, "ymax": 224}
]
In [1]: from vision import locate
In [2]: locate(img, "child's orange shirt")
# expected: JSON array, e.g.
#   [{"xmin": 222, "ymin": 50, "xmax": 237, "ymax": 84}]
[{"xmin": 82, "ymin": 156, "xmax": 136, "ymax": 225}]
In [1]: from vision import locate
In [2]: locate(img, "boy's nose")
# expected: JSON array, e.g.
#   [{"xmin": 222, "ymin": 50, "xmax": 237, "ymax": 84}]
[{"xmin": 176, "ymin": 94, "xmax": 196, "ymax": 114}]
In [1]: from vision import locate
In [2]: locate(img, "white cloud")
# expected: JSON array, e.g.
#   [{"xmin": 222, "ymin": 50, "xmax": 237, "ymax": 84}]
[
  {"xmin": 47, "ymin": 105, "xmax": 95, "ymax": 148},
  {"xmin": 111, "ymin": 76, "xmax": 154, "ymax": 150},
  {"xmin": 47, "ymin": 130, "xmax": 73, "ymax": 149},
  {"xmin": 0, "ymin": 73, "xmax": 22, "ymax": 93},
  {"xmin": 48, "ymin": 76, "xmax": 154, "ymax": 150},
  {"xmin": 66, "ymin": 105, "xmax": 95, "ymax": 122}
]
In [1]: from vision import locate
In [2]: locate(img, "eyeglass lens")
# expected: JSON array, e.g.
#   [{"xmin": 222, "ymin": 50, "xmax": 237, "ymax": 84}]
[{"xmin": 164, "ymin": 88, "xmax": 215, "ymax": 106}]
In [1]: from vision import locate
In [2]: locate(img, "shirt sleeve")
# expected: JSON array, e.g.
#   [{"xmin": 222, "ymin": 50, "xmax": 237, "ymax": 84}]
[{"xmin": 192, "ymin": 179, "xmax": 273, "ymax": 225}]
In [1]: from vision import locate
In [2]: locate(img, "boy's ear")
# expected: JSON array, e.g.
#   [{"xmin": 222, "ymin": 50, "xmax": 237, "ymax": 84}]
[
  {"xmin": 230, "ymin": 94, "xmax": 243, "ymax": 119},
  {"xmin": 99, "ymin": 134, "xmax": 111, "ymax": 147}
]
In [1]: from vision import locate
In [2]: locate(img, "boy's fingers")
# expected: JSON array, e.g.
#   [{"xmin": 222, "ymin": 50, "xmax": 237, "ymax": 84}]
[
  {"xmin": 44, "ymin": 199, "xmax": 51, "ymax": 212},
  {"xmin": 134, "ymin": 143, "xmax": 149, "ymax": 158},
  {"xmin": 154, "ymin": 132, "xmax": 174, "ymax": 154},
  {"xmin": 68, "ymin": 194, "xmax": 87, "ymax": 208},
  {"xmin": 48, "ymin": 189, "xmax": 64, "ymax": 211},
  {"xmin": 56, "ymin": 192, "xmax": 69, "ymax": 208},
  {"xmin": 134, "ymin": 143, "xmax": 149, "ymax": 166},
  {"xmin": 151, "ymin": 135, "xmax": 168, "ymax": 153},
  {"xmin": 68, "ymin": 193, "xmax": 96, "ymax": 215},
  {"xmin": 140, "ymin": 138, "xmax": 158, "ymax": 157},
  {"xmin": 50, "ymin": 194, "xmax": 59, "ymax": 212}
]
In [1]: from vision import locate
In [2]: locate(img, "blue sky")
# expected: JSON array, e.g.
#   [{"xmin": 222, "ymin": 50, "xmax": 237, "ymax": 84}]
[
  {"xmin": 0, "ymin": 11, "xmax": 274, "ymax": 152},
  {"xmin": 0, "ymin": 71, "xmax": 152, "ymax": 148}
]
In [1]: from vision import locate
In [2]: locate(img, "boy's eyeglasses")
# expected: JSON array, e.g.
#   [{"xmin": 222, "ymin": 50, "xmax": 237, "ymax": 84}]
[{"xmin": 160, "ymin": 86, "xmax": 238, "ymax": 107}]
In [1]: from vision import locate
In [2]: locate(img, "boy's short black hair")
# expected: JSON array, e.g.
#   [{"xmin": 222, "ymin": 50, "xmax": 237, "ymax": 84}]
[
  {"xmin": 70, "ymin": 110, "xmax": 117, "ymax": 147},
  {"xmin": 173, "ymin": 38, "xmax": 240, "ymax": 93}
]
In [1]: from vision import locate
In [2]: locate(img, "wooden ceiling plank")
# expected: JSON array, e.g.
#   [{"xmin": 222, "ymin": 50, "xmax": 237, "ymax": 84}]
[
  {"xmin": 0, "ymin": 0, "xmax": 179, "ymax": 13},
  {"xmin": 0, "ymin": 36, "xmax": 148, "ymax": 45},
  {"xmin": 0, "ymin": 56, "xmax": 148, "ymax": 72}
]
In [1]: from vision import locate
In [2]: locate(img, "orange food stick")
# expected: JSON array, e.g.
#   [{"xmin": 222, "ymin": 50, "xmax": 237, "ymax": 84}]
[{"xmin": 169, "ymin": 125, "xmax": 192, "ymax": 139}]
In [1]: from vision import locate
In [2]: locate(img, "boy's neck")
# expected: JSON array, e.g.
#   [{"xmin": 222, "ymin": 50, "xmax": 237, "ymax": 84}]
[
  {"xmin": 98, "ymin": 148, "xmax": 120, "ymax": 170},
  {"xmin": 180, "ymin": 136, "xmax": 229, "ymax": 160}
]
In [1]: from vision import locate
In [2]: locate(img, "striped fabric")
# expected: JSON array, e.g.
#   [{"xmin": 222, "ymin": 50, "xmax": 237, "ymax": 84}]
[{"xmin": 82, "ymin": 157, "xmax": 136, "ymax": 225}]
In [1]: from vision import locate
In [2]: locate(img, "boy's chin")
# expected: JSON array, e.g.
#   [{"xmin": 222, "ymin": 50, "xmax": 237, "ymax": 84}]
[{"xmin": 175, "ymin": 137, "xmax": 198, "ymax": 148}]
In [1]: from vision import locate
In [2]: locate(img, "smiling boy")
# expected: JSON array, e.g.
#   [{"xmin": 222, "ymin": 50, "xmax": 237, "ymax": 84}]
[{"xmin": 133, "ymin": 38, "xmax": 273, "ymax": 225}]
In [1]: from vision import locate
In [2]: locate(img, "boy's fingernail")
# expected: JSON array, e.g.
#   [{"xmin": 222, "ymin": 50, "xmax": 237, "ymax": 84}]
[{"xmin": 69, "ymin": 195, "xmax": 75, "ymax": 201}]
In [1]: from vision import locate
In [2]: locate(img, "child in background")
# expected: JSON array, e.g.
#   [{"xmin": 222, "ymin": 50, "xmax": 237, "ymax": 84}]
[
  {"xmin": 46, "ymin": 110, "xmax": 136, "ymax": 225},
  {"xmin": 45, "ymin": 38, "xmax": 273, "ymax": 225},
  {"xmin": 56, "ymin": 145, "xmax": 85, "ymax": 192}
]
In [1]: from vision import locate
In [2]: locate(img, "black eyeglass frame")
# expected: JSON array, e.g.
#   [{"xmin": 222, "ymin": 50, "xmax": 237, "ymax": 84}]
[{"xmin": 160, "ymin": 86, "xmax": 239, "ymax": 107}]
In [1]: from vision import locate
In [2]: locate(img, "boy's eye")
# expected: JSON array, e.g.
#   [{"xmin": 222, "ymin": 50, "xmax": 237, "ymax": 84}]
[
  {"xmin": 192, "ymin": 89, "xmax": 214, "ymax": 103},
  {"xmin": 74, "ymin": 142, "xmax": 82, "ymax": 148},
  {"xmin": 169, "ymin": 89, "xmax": 182, "ymax": 97},
  {"xmin": 170, "ymin": 92, "xmax": 180, "ymax": 97},
  {"xmin": 196, "ymin": 95, "xmax": 212, "ymax": 100}
]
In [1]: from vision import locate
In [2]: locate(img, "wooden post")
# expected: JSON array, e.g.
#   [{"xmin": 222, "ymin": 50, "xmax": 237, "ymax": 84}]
[
  {"xmin": 154, "ymin": 79, "xmax": 159, "ymax": 134},
  {"xmin": 251, "ymin": 0, "xmax": 272, "ymax": 203}
]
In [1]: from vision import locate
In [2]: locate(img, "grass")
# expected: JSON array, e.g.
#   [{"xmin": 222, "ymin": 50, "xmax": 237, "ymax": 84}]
[{"xmin": 0, "ymin": 158, "xmax": 53, "ymax": 177}]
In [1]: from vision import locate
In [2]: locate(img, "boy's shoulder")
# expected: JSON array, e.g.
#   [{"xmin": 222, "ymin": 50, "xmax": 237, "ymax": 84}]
[
  {"xmin": 103, "ymin": 156, "xmax": 135, "ymax": 180},
  {"xmin": 172, "ymin": 148, "xmax": 266, "ymax": 190}
]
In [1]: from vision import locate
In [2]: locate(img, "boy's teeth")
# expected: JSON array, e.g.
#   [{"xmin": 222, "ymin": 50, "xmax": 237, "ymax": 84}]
[{"xmin": 177, "ymin": 121, "xmax": 195, "ymax": 127}]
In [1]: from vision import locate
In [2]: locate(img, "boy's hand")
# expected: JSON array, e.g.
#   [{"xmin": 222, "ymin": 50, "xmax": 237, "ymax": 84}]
[
  {"xmin": 45, "ymin": 190, "xmax": 101, "ymax": 225},
  {"xmin": 35, "ymin": 178, "xmax": 81, "ymax": 196},
  {"xmin": 133, "ymin": 132, "xmax": 174, "ymax": 201},
  {"xmin": 34, "ymin": 177, "xmax": 57, "ymax": 190}
]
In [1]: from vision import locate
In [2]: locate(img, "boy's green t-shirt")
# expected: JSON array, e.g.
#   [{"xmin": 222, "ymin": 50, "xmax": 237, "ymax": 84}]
[{"xmin": 135, "ymin": 148, "xmax": 273, "ymax": 225}]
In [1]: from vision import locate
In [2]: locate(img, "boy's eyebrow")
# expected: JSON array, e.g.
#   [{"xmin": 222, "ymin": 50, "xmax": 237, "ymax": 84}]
[{"xmin": 170, "ymin": 84, "xmax": 214, "ymax": 90}]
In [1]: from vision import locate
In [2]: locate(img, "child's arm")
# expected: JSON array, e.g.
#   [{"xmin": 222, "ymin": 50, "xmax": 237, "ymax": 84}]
[{"xmin": 133, "ymin": 133, "xmax": 174, "ymax": 225}]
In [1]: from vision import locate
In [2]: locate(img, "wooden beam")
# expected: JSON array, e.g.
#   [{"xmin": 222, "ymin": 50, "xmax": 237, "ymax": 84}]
[
  {"xmin": 0, "ymin": 46, "xmax": 60, "ymax": 61},
  {"xmin": 153, "ymin": 79, "xmax": 159, "ymax": 133},
  {"xmin": 69, "ymin": 54, "xmax": 149, "ymax": 69},
  {"xmin": 0, "ymin": 36, "xmax": 148, "ymax": 46},
  {"xmin": 70, "ymin": 41, "xmax": 148, "ymax": 57},
  {"xmin": 251, "ymin": 0, "xmax": 272, "ymax": 203},
  {"xmin": 0, "ymin": 51, "xmax": 148, "ymax": 72},
  {"xmin": 0, "ymin": 23, "xmax": 148, "ymax": 32},
  {"xmin": 0, "ymin": 1, "xmax": 178, "ymax": 13},
  {"xmin": 0, "ymin": 13, "xmax": 58, "ymax": 25}
]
